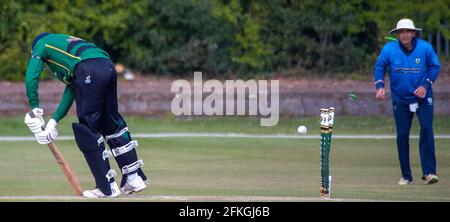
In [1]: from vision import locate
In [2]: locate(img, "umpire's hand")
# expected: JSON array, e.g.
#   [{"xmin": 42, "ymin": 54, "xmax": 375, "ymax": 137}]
[
  {"xmin": 376, "ymin": 88, "xmax": 385, "ymax": 100},
  {"xmin": 414, "ymin": 86, "xmax": 427, "ymax": 99}
]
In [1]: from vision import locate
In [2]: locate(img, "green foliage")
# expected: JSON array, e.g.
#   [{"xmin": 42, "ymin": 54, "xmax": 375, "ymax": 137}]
[
  {"xmin": 212, "ymin": 0, "xmax": 272, "ymax": 73},
  {"xmin": 119, "ymin": 0, "xmax": 234, "ymax": 76},
  {"xmin": 0, "ymin": 1, "xmax": 27, "ymax": 80},
  {"xmin": 253, "ymin": 0, "xmax": 379, "ymax": 75},
  {"xmin": 371, "ymin": 0, "xmax": 450, "ymax": 41},
  {"xmin": 0, "ymin": 0, "xmax": 448, "ymax": 80}
]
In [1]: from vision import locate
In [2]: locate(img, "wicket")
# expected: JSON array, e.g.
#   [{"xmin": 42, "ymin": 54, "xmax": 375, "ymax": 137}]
[{"xmin": 320, "ymin": 107, "xmax": 334, "ymax": 199}]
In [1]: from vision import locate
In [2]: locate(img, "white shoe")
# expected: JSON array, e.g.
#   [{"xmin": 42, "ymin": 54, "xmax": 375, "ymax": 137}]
[
  {"xmin": 398, "ymin": 177, "xmax": 412, "ymax": 186},
  {"xmin": 423, "ymin": 174, "xmax": 439, "ymax": 185},
  {"xmin": 83, "ymin": 182, "xmax": 121, "ymax": 198},
  {"xmin": 121, "ymin": 175, "xmax": 147, "ymax": 195}
]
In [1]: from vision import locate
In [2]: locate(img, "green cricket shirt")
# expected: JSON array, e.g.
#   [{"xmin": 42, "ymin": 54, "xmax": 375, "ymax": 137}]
[{"xmin": 25, "ymin": 34, "xmax": 110, "ymax": 122}]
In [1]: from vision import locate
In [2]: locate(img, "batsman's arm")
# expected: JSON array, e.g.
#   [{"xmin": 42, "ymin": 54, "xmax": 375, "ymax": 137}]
[
  {"xmin": 52, "ymin": 86, "xmax": 75, "ymax": 122},
  {"xmin": 25, "ymin": 47, "xmax": 46, "ymax": 109}
]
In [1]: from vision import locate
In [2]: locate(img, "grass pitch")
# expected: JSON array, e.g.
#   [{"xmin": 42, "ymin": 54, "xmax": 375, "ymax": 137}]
[{"xmin": 0, "ymin": 116, "xmax": 449, "ymax": 201}]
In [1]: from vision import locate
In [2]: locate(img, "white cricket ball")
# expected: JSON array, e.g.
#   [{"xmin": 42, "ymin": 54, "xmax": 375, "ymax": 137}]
[{"xmin": 297, "ymin": 125, "xmax": 307, "ymax": 135}]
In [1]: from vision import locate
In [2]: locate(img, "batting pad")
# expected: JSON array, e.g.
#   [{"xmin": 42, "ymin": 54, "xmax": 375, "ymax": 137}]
[
  {"xmin": 105, "ymin": 127, "xmax": 147, "ymax": 187},
  {"xmin": 72, "ymin": 123, "xmax": 115, "ymax": 195}
]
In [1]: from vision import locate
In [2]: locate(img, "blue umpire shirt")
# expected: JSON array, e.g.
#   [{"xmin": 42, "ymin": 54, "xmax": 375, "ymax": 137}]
[{"xmin": 374, "ymin": 38, "xmax": 440, "ymax": 104}]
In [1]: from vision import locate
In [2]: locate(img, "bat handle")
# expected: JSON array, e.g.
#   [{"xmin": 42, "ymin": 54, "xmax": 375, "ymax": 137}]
[
  {"xmin": 28, "ymin": 111, "xmax": 35, "ymax": 118},
  {"xmin": 28, "ymin": 111, "xmax": 45, "ymax": 131}
]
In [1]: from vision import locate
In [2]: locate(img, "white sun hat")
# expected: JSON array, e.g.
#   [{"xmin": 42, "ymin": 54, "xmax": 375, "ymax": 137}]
[{"xmin": 389, "ymin": 18, "xmax": 423, "ymax": 34}]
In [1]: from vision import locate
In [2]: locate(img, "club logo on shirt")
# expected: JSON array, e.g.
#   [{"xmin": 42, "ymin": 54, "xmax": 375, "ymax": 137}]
[
  {"xmin": 415, "ymin": 58, "xmax": 420, "ymax": 64},
  {"xmin": 427, "ymin": 97, "xmax": 433, "ymax": 105},
  {"xmin": 85, "ymin": 75, "xmax": 91, "ymax": 84}
]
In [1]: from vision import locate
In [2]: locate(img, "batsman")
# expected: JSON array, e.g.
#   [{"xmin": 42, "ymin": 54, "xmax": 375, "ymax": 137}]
[{"xmin": 23, "ymin": 32, "xmax": 148, "ymax": 198}]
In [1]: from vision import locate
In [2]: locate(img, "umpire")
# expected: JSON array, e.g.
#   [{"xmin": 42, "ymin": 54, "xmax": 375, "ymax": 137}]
[
  {"xmin": 374, "ymin": 19, "xmax": 440, "ymax": 185},
  {"xmin": 24, "ymin": 32, "xmax": 148, "ymax": 197}
]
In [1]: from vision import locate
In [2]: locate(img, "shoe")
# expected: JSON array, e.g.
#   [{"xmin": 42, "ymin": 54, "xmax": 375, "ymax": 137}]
[
  {"xmin": 423, "ymin": 174, "xmax": 439, "ymax": 185},
  {"xmin": 83, "ymin": 182, "xmax": 121, "ymax": 198},
  {"xmin": 398, "ymin": 177, "xmax": 412, "ymax": 186},
  {"xmin": 121, "ymin": 175, "xmax": 147, "ymax": 195}
]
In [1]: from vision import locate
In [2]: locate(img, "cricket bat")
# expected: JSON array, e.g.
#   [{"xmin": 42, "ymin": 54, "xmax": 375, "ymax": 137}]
[
  {"xmin": 47, "ymin": 142, "xmax": 83, "ymax": 196},
  {"xmin": 28, "ymin": 111, "xmax": 83, "ymax": 196}
]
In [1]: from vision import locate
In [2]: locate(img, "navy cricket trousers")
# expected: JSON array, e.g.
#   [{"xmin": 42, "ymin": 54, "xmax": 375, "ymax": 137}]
[
  {"xmin": 73, "ymin": 58, "xmax": 147, "ymax": 187},
  {"xmin": 393, "ymin": 99, "xmax": 436, "ymax": 181},
  {"xmin": 73, "ymin": 58, "xmax": 127, "ymax": 137}
]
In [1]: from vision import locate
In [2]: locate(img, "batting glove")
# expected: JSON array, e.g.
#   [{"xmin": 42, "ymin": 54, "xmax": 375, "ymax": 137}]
[
  {"xmin": 35, "ymin": 119, "xmax": 58, "ymax": 144},
  {"xmin": 24, "ymin": 108, "xmax": 45, "ymax": 134}
]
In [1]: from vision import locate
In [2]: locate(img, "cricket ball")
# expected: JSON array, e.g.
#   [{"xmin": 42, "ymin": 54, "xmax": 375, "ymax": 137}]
[{"xmin": 297, "ymin": 125, "xmax": 307, "ymax": 135}]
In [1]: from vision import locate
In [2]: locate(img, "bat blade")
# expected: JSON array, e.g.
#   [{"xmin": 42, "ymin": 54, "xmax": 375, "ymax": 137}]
[{"xmin": 47, "ymin": 142, "xmax": 83, "ymax": 196}]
